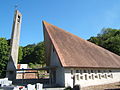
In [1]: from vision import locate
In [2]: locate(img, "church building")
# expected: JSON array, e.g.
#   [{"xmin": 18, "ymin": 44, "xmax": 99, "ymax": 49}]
[{"xmin": 43, "ymin": 21, "xmax": 120, "ymax": 88}]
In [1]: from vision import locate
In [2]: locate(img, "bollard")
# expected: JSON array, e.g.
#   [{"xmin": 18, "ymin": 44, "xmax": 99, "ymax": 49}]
[
  {"xmin": 27, "ymin": 84, "xmax": 35, "ymax": 90},
  {"xmin": 36, "ymin": 83, "xmax": 43, "ymax": 90}
]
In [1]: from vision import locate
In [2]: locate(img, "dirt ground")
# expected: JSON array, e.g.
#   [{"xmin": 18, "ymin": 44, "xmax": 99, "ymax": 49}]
[{"xmin": 81, "ymin": 82, "xmax": 120, "ymax": 90}]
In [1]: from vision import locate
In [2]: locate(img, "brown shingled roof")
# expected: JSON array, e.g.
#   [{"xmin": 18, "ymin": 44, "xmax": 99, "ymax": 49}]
[{"xmin": 43, "ymin": 21, "xmax": 120, "ymax": 68}]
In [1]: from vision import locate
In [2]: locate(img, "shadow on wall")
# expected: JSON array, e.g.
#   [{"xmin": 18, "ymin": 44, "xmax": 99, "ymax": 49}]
[
  {"xmin": 105, "ymin": 88, "xmax": 120, "ymax": 90},
  {"xmin": 6, "ymin": 56, "xmax": 16, "ymax": 80},
  {"xmin": 64, "ymin": 85, "xmax": 81, "ymax": 90}
]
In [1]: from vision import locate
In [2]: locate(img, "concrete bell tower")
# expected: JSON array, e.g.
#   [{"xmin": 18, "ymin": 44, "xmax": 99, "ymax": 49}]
[{"xmin": 6, "ymin": 10, "xmax": 22, "ymax": 80}]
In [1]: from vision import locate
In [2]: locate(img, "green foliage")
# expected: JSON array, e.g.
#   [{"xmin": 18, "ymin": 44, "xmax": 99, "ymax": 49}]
[
  {"xmin": 0, "ymin": 38, "xmax": 10, "ymax": 78},
  {"xmin": 18, "ymin": 46, "xmax": 23, "ymax": 63},
  {"xmin": 19, "ymin": 42, "xmax": 46, "ymax": 68},
  {"xmin": 0, "ymin": 38, "xmax": 46, "ymax": 78},
  {"xmin": 29, "ymin": 63, "xmax": 45, "ymax": 68},
  {"xmin": 20, "ymin": 44, "xmax": 35, "ymax": 64},
  {"xmin": 88, "ymin": 28, "xmax": 120, "ymax": 56},
  {"xmin": 33, "ymin": 42, "xmax": 46, "ymax": 65}
]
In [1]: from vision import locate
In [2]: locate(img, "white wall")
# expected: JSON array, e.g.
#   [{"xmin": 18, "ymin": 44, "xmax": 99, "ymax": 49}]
[
  {"xmin": 64, "ymin": 68, "xmax": 120, "ymax": 88},
  {"xmin": 50, "ymin": 45, "xmax": 65, "ymax": 86},
  {"xmin": 49, "ymin": 45, "xmax": 120, "ymax": 87},
  {"xmin": 64, "ymin": 68, "xmax": 74, "ymax": 88}
]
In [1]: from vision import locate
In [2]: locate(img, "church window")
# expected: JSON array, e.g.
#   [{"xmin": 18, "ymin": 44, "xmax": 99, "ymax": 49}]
[
  {"xmin": 95, "ymin": 70, "xmax": 97, "ymax": 74},
  {"xmin": 101, "ymin": 75, "xmax": 105, "ymax": 78},
  {"xmin": 76, "ymin": 70, "xmax": 79, "ymax": 73},
  {"xmin": 91, "ymin": 70, "xmax": 93, "ymax": 73},
  {"xmin": 108, "ymin": 75, "xmax": 111, "ymax": 77},
  {"xmin": 109, "ymin": 70, "xmax": 112, "ymax": 72},
  {"xmin": 76, "ymin": 75, "xmax": 79, "ymax": 80},
  {"xmin": 80, "ymin": 70, "xmax": 82, "ymax": 74},
  {"xmin": 98, "ymin": 70, "xmax": 101, "ymax": 73},
  {"xmin": 104, "ymin": 70, "xmax": 106, "ymax": 72},
  {"xmin": 99, "ymin": 74, "xmax": 101, "ymax": 79},
  {"xmin": 111, "ymin": 74, "xmax": 113, "ymax": 78},
  {"xmin": 105, "ymin": 74, "xmax": 107, "ymax": 79},
  {"xmin": 80, "ymin": 76, "xmax": 83, "ymax": 79},
  {"xmin": 71, "ymin": 70, "xmax": 73, "ymax": 75},
  {"xmin": 92, "ymin": 74, "xmax": 94, "ymax": 80},
  {"xmin": 84, "ymin": 70, "xmax": 87, "ymax": 73},
  {"xmin": 88, "ymin": 70, "xmax": 90, "ymax": 74},
  {"xmin": 95, "ymin": 75, "xmax": 98, "ymax": 78},
  {"xmin": 89, "ymin": 76, "xmax": 91, "ymax": 79},
  {"xmin": 85, "ymin": 74, "xmax": 87, "ymax": 80},
  {"xmin": 18, "ymin": 15, "xmax": 20, "ymax": 22}
]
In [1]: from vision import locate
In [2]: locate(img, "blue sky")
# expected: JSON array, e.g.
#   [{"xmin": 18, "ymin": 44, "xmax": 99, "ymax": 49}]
[{"xmin": 1, "ymin": 0, "xmax": 120, "ymax": 46}]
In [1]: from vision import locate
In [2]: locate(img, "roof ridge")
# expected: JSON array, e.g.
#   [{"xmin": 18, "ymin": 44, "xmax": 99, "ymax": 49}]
[
  {"xmin": 43, "ymin": 21, "xmax": 120, "ymax": 58},
  {"xmin": 43, "ymin": 21, "xmax": 67, "ymax": 66}
]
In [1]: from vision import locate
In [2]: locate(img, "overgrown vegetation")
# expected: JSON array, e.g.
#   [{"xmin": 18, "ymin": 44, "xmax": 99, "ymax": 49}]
[
  {"xmin": 88, "ymin": 28, "xmax": 120, "ymax": 56},
  {"xmin": 18, "ymin": 42, "xmax": 46, "ymax": 67},
  {"xmin": 0, "ymin": 28, "xmax": 120, "ymax": 78},
  {"xmin": 0, "ymin": 40, "xmax": 46, "ymax": 78},
  {"xmin": 0, "ymin": 38, "xmax": 10, "ymax": 78}
]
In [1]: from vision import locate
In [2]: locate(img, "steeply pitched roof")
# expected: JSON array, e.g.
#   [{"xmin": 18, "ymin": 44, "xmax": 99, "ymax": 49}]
[{"xmin": 43, "ymin": 21, "xmax": 120, "ymax": 68}]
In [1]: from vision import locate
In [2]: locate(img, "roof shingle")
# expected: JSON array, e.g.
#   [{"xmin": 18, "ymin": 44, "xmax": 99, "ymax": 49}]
[{"xmin": 43, "ymin": 21, "xmax": 120, "ymax": 68}]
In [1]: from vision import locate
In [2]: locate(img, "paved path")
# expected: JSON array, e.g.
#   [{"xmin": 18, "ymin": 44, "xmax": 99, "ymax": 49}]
[
  {"xmin": 81, "ymin": 82, "xmax": 120, "ymax": 90},
  {"xmin": 43, "ymin": 82, "xmax": 120, "ymax": 90},
  {"xmin": 43, "ymin": 88, "xmax": 64, "ymax": 90}
]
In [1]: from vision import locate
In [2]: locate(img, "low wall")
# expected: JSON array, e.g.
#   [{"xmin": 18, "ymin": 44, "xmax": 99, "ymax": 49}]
[{"xmin": 13, "ymin": 78, "xmax": 49, "ymax": 86}]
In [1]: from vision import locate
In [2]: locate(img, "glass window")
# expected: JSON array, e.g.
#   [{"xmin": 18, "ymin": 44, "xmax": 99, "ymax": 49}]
[
  {"xmin": 84, "ymin": 70, "xmax": 87, "ymax": 73},
  {"xmin": 76, "ymin": 70, "xmax": 79, "ymax": 73},
  {"xmin": 98, "ymin": 70, "xmax": 101, "ymax": 73},
  {"xmin": 95, "ymin": 75, "xmax": 98, "ymax": 78},
  {"xmin": 99, "ymin": 74, "xmax": 101, "ymax": 79},
  {"xmin": 101, "ymin": 75, "xmax": 105, "ymax": 78},
  {"xmin": 95, "ymin": 70, "xmax": 97, "ymax": 74},
  {"xmin": 108, "ymin": 75, "xmax": 111, "ymax": 77},
  {"xmin": 111, "ymin": 74, "xmax": 113, "ymax": 78},
  {"xmin": 71, "ymin": 70, "xmax": 73, "ymax": 75},
  {"xmin": 80, "ymin": 70, "xmax": 82, "ymax": 74},
  {"xmin": 109, "ymin": 70, "xmax": 112, "ymax": 72},
  {"xmin": 92, "ymin": 74, "xmax": 94, "ymax": 80},
  {"xmin": 85, "ymin": 74, "xmax": 87, "ymax": 80},
  {"xmin": 89, "ymin": 76, "xmax": 91, "ymax": 79},
  {"xmin": 88, "ymin": 70, "xmax": 90, "ymax": 74},
  {"xmin": 104, "ymin": 70, "xmax": 106, "ymax": 72},
  {"xmin": 105, "ymin": 74, "xmax": 107, "ymax": 79},
  {"xmin": 80, "ymin": 76, "xmax": 83, "ymax": 79},
  {"xmin": 91, "ymin": 70, "xmax": 93, "ymax": 73},
  {"xmin": 18, "ymin": 15, "xmax": 20, "ymax": 22},
  {"xmin": 76, "ymin": 75, "xmax": 79, "ymax": 80}
]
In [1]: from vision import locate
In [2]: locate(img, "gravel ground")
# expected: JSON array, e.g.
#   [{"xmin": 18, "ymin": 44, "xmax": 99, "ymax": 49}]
[{"xmin": 81, "ymin": 82, "xmax": 120, "ymax": 90}]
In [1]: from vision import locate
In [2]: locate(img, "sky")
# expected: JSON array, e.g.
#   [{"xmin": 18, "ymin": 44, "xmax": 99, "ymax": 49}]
[{"xmin": 1, "ymin": 0, "xmax": 120, "ymax": 46}]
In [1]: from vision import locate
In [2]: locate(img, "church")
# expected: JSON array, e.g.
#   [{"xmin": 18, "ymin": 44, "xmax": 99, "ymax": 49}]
[{"xmin": 43, "ymin": 21, "xmax": 120, "ymax": 88}]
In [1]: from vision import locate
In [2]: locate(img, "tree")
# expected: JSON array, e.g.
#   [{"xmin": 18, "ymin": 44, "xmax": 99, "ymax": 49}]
[
  {"xmin": 88, "ymin": 28, "xmax": 120, "ymax": 56},
  {"xmin": 19, "ymin": 44, "xmax": 35, "ymax": 64},
  {"xmin": 33, "ymin": 42, "xmax": 46, "ymax": 66},
  {"xmin": 18, "ymin": 42, "xmax": 46, "ymax": 68},
  {"xmin": 0, "ymin": 38, "xmax": 10, "ymax": 77},
  {"xmin": 18, "ymin": 46, "xmax": 23, "ymax": 63}
]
